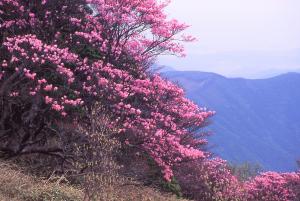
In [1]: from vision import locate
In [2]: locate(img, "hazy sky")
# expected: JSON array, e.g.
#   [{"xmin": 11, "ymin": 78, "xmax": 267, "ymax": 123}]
[{"xmin": 158, "ymin": 0, "xmax": 300, "ymax": 78}]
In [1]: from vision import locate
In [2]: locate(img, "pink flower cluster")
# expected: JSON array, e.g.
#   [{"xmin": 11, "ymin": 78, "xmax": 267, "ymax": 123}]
[
  {"xmin": 2, "ymin": 34, "xmax": 82, "ymax": 115},
  {"xmin": 245, "ymin": 171, "xmax": 300, "ymax": 201}
]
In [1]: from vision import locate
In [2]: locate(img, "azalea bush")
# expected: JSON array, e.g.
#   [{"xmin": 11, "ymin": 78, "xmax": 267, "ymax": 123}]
[
  {"xmin": 245, "ymin": 171, "xmax": 300, "ymax": 201},
  {"xmin": 175, "ymin": 160, "xmax": 300, "ymax": 201},
  {"xmin": 175, "ymin": 158, "xmax": 244, "ymax": 201},
  {"xmin": 0, "ymin": 0, "xmax": 212, "ymax": 181}
]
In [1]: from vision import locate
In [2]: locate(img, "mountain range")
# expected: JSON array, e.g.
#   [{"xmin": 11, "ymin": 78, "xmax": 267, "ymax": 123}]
[{"xmin": 163, "ymin": 71, "xmax": 300, "ymax": 172}]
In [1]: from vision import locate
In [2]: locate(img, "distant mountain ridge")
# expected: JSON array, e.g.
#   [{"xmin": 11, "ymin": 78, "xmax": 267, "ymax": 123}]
[
  {"xmin": 159, "ymin": 48, "xmax": 300, "ymax": 78},
  {"xmin": 163, "ymin": 71, "xmax": 300, "ymax": 172}
]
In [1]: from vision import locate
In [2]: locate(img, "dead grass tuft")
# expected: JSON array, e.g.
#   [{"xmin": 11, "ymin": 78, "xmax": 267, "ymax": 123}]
[{"xmin": 0, "ymin": 161, "xmax": 83, "ymax": 201}]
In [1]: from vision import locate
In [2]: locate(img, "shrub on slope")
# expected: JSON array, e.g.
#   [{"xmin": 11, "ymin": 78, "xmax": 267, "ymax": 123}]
[{"xmin": 0, "ymin": 0, "xmax": 212, "ymax": 180}]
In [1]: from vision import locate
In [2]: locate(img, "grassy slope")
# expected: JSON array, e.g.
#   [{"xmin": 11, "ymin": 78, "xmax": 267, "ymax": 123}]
[
  {"xmin": 0, "ymin": 161, "xmax": 83, "ymax": 201},
  {"xmin": 0, "ymin": 161, "xmax": 189, "ymax": 201}
]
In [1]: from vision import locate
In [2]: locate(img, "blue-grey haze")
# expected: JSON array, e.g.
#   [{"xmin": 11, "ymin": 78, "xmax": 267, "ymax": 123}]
[{"xmin": 159, "ymin": 0, "xmax": 300, "ymax": 78}]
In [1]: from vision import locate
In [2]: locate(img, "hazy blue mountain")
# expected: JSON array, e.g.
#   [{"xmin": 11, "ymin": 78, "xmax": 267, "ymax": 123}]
[{"xmin": 163, "ymin": 71, "xmax": 300, "ymax": 172}]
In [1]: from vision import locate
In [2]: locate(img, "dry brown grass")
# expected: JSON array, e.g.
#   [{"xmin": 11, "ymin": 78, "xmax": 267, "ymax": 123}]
[
  {"xmin": 105, "ymin": 184, "xmax": 189, "ymax": 201},
  {"xmin": 0, "ymin": 161, "xmax": 84, "ymax": 201},
  {"xmin": 0, "ymin": 161, "xmax": 190, "ymax": 201}
]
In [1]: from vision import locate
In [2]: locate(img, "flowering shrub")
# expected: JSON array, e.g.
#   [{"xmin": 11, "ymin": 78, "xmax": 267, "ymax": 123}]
[
  {"xmin": 175, "ymin": 158, "xmax": 244, "ymax": 201},
  {"xmin": 0, "ymin": 0, "xmax": 211, "ymax": 180},
  {"xmin": 245, "ymin": 171, "xmax": 300, "ymax": 201},
  {"xmin": 175, "ymin": 160, "xmax": 300, "ymax": 201}
]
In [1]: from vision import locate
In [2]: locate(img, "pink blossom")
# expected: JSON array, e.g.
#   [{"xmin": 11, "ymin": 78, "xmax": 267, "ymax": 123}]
[
  {"xmin": 29, "ymin": 91, "xmax": 36, "ymax": 96},
  {"xmin": 44, "ymin": 84, "xmax": 53, "ymax": 91},
  {"xmin": 45, "ymin": 96, "xmax": 53, "ymax": 104},
  {"xmin": 51, "ymin": 103, "xmax": 63, "ymax": 111}
]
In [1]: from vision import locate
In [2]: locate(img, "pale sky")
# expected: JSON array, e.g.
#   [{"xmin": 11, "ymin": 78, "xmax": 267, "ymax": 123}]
[{"xmin": 158, "ymin": 0, "xmax": 300, "ymax": 78}]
